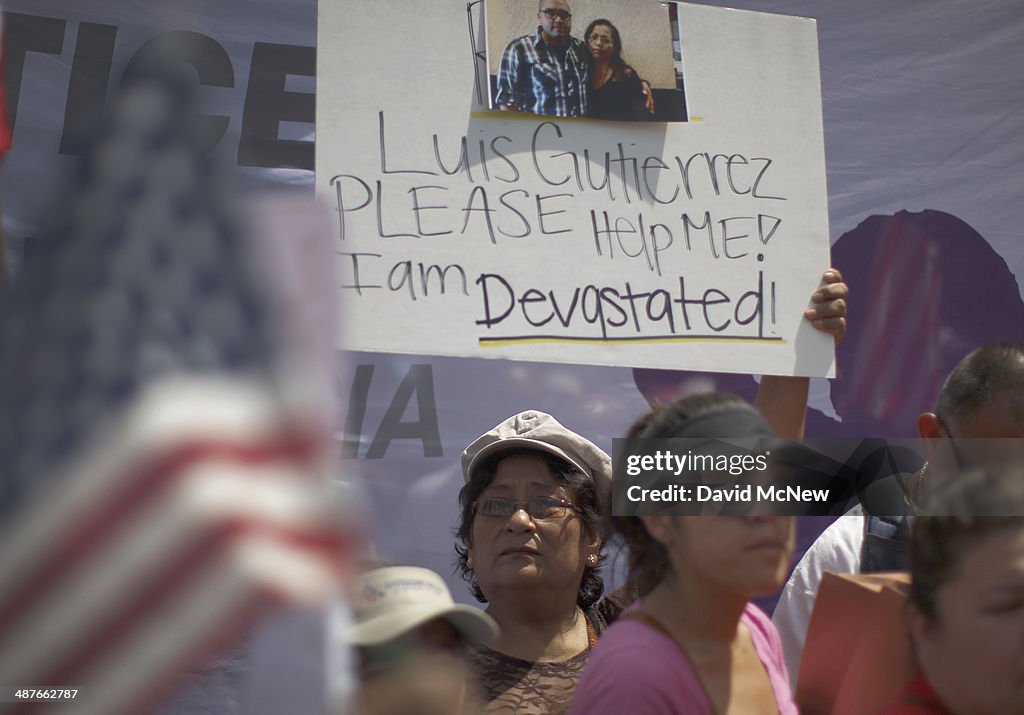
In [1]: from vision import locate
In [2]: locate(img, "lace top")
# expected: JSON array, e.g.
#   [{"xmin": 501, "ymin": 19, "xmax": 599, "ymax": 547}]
[{"xmin": 467, "ymin": 593, "xmax": 632, "ymax": 714}]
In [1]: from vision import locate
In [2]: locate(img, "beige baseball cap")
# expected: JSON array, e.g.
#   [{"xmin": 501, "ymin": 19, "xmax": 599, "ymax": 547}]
[
  {"xmin": 461, "ymin": 410, "xmax": 612, "ymax": 494},
  {"xmin": 350, "ymin": 566, "xmax": 498, "ymax": 647}
]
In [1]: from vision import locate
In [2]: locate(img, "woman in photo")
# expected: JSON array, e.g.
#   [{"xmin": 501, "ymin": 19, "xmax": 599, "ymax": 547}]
[{"xmin": 585, "ymin": 19, "xmax": 654, "ymax": 122}]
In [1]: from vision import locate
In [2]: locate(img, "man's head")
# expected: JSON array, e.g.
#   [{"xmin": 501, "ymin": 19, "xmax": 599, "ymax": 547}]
[
  {"xmin": 537, "ymin": 0, "xmax": 572, "ymax": 45},
  {"xmin": 918, "ymin": 343, "xmax": 1024, "ymax": 488}
]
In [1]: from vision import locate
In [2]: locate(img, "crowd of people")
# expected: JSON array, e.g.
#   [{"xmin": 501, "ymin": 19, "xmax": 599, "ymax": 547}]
[
  {"xmin": 348, "ymin": 12, "xmax": 1024, "ymax": 703},
  {"xmin": 3, "ymin": 3, "xmax": 1020, "ymax": 714},
  {"xmin": 343, "ymin": 244, "xmax": 1024, "ymax": 714}
]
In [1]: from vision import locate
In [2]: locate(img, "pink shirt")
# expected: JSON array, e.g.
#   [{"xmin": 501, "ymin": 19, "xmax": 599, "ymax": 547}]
[{"xmin": 568, "ymin": 604, "xmax": 797, "ymax": 715}]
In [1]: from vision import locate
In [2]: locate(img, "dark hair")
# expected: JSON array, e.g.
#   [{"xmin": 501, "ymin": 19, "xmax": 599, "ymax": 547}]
[
  {"xmin": 909, "ymin": 464, "xmax": 1024, "ymax": 622},
  {"xmin": 537, "ymin": 0, "xmax": 571, "ymax": 17},
  {"xmin": 453, "ymin": 448, "xmax": 605, "ymax": 608},
  {"xmin": 935, "ymin": 343, "xmax": 1024, "ymax": 429},
  {"xmin": 612, "ymin": 393, "xmax": 760, "ymax": 594},
  {"xmin": 584, "ymin": 19, "xmax": 634, "ymax": 82}
]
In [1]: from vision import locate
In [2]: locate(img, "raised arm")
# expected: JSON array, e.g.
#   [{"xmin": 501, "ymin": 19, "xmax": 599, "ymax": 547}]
[{"xmin": 755, "ymin": 269, "xmax": 848, "ymax": 438}]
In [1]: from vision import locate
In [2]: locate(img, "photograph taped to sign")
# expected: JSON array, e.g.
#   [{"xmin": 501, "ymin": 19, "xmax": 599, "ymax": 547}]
[
  {"xmin": 484, "ymin": 0, "xmax": 686, "ymax": 122},
  {"xmin": 317, "ymin": 0, "xmax": 834, "ymax": 377}
]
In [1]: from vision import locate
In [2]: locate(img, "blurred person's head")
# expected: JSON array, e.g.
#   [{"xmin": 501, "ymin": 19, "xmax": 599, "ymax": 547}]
[
  {"xmin": 917, "ymin": 343, "xmax": 1024, "ymax": 490},
  {"xmin": 351, "ymin": 566, "xmax": 497, "ymax": 715},
  {"xmin": 455, "ymin": 411, "xmax": 609, "ymax": 610},
  {"xmin": 612, "ymin": 393, "xmax": 793, "ymax": 598},
  {"xmin": 907, "ymin": 466, "xmax": 1024, "ymax": 715}
]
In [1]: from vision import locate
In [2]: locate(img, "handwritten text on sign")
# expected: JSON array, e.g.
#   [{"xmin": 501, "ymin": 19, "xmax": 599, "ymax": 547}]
[{"xmin": 332, "ymin": 114, "xmax": 785, "ymax": 343}]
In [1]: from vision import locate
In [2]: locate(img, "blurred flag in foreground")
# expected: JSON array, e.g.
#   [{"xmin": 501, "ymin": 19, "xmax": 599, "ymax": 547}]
[{"xmin": 0, "ymin": 51, "xmax": 352, "ymax": 715}]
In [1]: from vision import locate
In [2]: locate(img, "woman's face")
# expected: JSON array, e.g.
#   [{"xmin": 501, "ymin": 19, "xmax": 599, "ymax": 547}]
[
  {"xmin": 468, "ymin": 453, "xmax": 599, "ymax": 602},
  {"xmin": 587, "ymin": 24, "xmax": 616, "ymax": 62},
  {"xmin": 912, "ymin": 525, "xmax": 1024, "ymax": 715},
  {"xmin": 648, "ymin": 516, "xmax": 794, "ymax": 597}
]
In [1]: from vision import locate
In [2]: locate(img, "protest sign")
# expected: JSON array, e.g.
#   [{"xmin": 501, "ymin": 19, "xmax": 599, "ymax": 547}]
[{"xmin": 317, "ymin": 0, "xmax": 834, "ymax": 376}]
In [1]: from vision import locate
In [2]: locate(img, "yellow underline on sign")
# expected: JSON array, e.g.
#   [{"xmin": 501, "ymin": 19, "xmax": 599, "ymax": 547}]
[{"xmin": 479, "ymin": 336, "xmax": 787, "ymax": 347}]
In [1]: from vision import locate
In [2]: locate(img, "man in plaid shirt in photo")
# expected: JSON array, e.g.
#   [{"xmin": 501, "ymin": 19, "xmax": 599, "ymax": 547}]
[{"xmin": 495, "ymin": 0, "xmax": 590, "ymax": 117}]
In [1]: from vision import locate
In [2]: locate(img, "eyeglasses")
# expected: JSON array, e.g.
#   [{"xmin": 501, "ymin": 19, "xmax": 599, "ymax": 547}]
[
  {"xmin": 474, "ymin": 496, "xmax": 580, "ymax": 520},
  {"xmin": 587, "ymin": 33, "xmax": 614, "ymax": 46},
  {"xmin": 541, "ymin": 8, "xmax": 572, "ymax": 21}
]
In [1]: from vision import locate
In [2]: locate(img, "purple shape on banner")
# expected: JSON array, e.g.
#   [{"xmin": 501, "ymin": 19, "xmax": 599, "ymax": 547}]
[{"xmin": 827, "ymin": 209, "xmax": 1024, "ymax": 437}]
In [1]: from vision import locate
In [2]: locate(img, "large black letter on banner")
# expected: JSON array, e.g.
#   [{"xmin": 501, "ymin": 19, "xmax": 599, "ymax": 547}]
[
  {"xmin": 340, "ymin": 364, "xmax": 376, "ymax": 459},
  {"xmin": 60, "ymin": 22, "xmax": 118, "ymax": 155},
  {"xmin": 3, "ymin": 13, "xmax": 66, "ymax": 130},
  {"xmin": 238, "ymin": 42, "xmax": 315, "ymax": 170},
  {"xmin": 365, "ymin": 364, "xmax": 443, "ymax": 458}
]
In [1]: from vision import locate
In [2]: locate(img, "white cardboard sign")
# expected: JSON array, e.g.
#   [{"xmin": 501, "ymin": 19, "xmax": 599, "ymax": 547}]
[{"xmin": 317, "ymin": 0, "xmax": 834, "ymax": 377}]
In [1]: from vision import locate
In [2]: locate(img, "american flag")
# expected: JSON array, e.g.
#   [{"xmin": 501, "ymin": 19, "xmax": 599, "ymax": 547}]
[{"xmin": 0, "ymin": 55, "xmax": 351, "ymax": 714}]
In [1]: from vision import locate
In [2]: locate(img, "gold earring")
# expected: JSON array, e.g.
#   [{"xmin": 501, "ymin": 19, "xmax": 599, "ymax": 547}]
[
  {"xmin": 587, "ymin": 554, "xmax": 598, "ymax": 566},
  {"xmin": 467, "ymin": 556, "xmax": 474, "ymax": 569}
]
